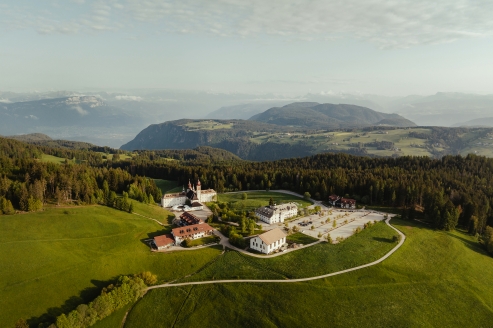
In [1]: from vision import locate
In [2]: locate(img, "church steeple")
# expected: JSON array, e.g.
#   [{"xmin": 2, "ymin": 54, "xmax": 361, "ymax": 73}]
[
  {"xmin": 196, "ymin": 179, "xmax": 201, "ymax": 200},
  {"xmin": 187, "ymin": 179, "xmax": 192, "ymax": 191}
]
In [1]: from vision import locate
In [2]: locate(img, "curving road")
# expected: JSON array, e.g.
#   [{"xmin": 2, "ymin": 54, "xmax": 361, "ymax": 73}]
[{"xmin": 147, "ymin": 216, "xmax": 405, "ymax": 290}]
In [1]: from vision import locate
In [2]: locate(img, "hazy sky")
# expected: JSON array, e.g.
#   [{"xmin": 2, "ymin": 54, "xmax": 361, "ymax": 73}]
[{"xmin": 1, "ymin": 0, "xmax": 493, "ymax": 96}]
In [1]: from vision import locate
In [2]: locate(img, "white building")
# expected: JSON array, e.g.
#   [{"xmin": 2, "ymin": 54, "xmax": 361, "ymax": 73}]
[
  {"xmin": 161, "ymin": 179, "xmax": 216, "ymax": 208},
  {"xmin": 255, "ymin": 202, "xmax": 298, "ymax": 224},
  {"xmin": 250, "ymin": 228, "xmax": 287, "ymax": 254}
]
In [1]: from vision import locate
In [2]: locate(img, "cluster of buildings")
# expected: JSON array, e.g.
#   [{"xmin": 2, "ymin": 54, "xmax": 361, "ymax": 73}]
[
  {"xmin": 328, "ymin": 195, "xmax": 356, "ymax": 209},
  {"xmin": 255, "ymin": 202, "xmax": 298, "ymax": 224},
  {"xmin": 161, "ymin": 179, "xmax": 216, "ymax": 209},
  {"xmin": 153, "ymin": 211, "xmax": 214, "ymax": 250}
]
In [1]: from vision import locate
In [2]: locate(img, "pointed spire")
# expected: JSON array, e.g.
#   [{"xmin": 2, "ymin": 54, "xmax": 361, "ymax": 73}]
[
  {"xmin": 188, "ymin": 179, "xmax": 192, "ymax": 189},
  {"xmin": 197, "ymin": 179, "xmax": 201, "ymax": 186}
]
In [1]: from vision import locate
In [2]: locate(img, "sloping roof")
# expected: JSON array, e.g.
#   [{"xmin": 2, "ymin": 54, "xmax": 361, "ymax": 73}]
[
  {"xmin": 179, "ymin": 211, "xmax": 203, "ymax": 225},
  {"xmin": 256, "ymin": 206, "xmax": 275, "ymax": 218},
  {"xmin": 154, "ymin": 234, "xmax": 174, "ymax": 247},
  {"xmin": 258, "ymin": 228, "xmax": 286, "ymax": 245},
  {"xmin": 163, "ymin": 192, "xmax": 186, "ymax": 198},
  {"xmin": 255, "ymin": 203, "xmax": 297, "ymax": 218},
  {"xmin": 172, "ymin": 223, "xmax": 214, "ymax": 238}
]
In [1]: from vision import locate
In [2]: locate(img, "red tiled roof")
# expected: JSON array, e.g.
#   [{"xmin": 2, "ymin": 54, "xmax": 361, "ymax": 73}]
[
  {"xmin": 172, "ymin": 223, "xmax": 214, "ymax": 238},
  {"xmin": 154, "ymin": 234, "xmax": 174, "ymax": 247},
  {"xmin": 180, "ymin": 212, "xmax": 203, "ymax": 225}
]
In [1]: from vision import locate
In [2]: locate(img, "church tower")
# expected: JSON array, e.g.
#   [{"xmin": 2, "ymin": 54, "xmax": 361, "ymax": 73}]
[{"xmin": 197, "ymin": 179, "xmax": 201, "ymax": 201}]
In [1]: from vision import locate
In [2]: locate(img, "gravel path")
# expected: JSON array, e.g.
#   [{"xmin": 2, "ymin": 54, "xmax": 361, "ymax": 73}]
[{"xmin": 147, "ymin": 216, "xmax": 405, "ymax": 290}]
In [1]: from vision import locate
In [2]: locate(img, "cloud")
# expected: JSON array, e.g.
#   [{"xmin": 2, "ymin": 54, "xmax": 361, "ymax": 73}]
[
  {"xmin": 2, "ymin": 0, "xmax": 493, "ymax": 48},
  {"xmin": 72, "ymin": 105, "xmax": 89, "ymax": 116},
  {"xmin": 115, "ymin": 95, "xmax": 142, "ymax": 101}
]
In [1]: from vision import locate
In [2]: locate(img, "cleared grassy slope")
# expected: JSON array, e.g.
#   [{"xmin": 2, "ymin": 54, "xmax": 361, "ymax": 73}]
[
  {"xmin": 0, "ymin": 206, "xmax": 221, "ymax": 327},
  {"xmin": 125, "ymin": 219, "xmax": 493, "ymax": 327}
]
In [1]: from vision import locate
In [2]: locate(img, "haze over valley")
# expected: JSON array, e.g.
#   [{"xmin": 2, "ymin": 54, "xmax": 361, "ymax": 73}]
[{"xmin": 2, "ymin": 1, "xmax": 493, "ymax": 328}]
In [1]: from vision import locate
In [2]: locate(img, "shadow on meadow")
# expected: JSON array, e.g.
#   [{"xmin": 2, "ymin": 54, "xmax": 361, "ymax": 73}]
[
  {"xmin": 27, "ymin": 277, "xmax": 120, "ymax": 327},
  {"xmin": 447, "ymin": 231, "xmax": 490, "ymax": 257},
  {"xmin": 372, "ymin": 236, "xmax": 395, "ymax": 243}
]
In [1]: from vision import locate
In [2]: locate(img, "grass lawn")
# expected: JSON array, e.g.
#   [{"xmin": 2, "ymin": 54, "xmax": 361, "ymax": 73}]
[
  {"xmin": 185, "ymin": 236, "xmax": 219, "ymax": 247},
  {"xmin": 123, "ymin": 219, "xmax": 493, "ymax": 327},
  {"xmin": 179, "ymin": 221, "xmax": 396, "ymax": 282},
  {"xmin": 153, "ymin": 179, "xmax": 179, "ymax": 194},
  {"xmin": 131, "ymin": 201, "xmax": 175, "ymax": 225},
  {"xmin": 39, "ymin": 154, "xmax": 82, "ymax": 164},
  {"xmin": 218, "ymin": 191, "xmax": 313, "ymax": 212},
  {"xmin": 286, "ymin": 232, "xmax": 319, "ymax": 244},
  {"xmin": 0, "ymin": 206, "xmax": 221, "ymax": 327}
]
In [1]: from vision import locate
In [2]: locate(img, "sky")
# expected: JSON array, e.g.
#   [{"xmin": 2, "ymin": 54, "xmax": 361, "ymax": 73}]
[{"xmin": 1, "ymin": 0, "xmax": 493, "ymax": 96}]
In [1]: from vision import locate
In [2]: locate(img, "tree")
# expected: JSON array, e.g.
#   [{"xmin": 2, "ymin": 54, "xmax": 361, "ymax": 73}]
[
  {"xmin": 14, "ymin": 319, "xmax": 29, "ymax": 328},
  {"xmin": 332, "ymin": 220, "xmax": 337, "ymax": 228},
  {"xmin": 269, "ymin": 197, "xmax": 274, "ymax": 206},
  {"xmin": 304, "ymin": 192, "xmax": 311, "ymax": 200},
  {"xmin": 2, "ymin": 198, "xmax": 14, "ymax": 215},
  {"xmin": 241, "ymin": 192, "xmax": 248, "ymax": 200},
  {"xmin": 325, "ymin": 234, "xmax": 333, "ymax": 243}
]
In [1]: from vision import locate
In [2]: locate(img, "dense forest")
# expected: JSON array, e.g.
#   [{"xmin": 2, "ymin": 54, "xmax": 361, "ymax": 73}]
[{"xmin": 1, "ymin": 136, "xmax": 493, "ymax": 254}]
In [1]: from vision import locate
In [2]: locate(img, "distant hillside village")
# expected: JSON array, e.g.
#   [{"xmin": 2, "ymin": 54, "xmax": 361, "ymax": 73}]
[{"xmin": 154, "ymin": 182, "xmax": 357, "ymax": 254}]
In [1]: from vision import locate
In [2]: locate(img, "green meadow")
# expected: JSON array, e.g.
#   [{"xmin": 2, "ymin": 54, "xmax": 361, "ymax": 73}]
[
  {"xmin": 286, "ymin": 232, "xmax": 320, "ymax": 244},
  {"xmin": 179, "ymin": 221, "xmax": 396, "ymax": 282},
  {"xmin": 0, "ymin": 205, "xmax": 221, "ymax": 327},
  {"xmin": 218, "ymin": 191, "xmax": 313, "ymax": 211},
  {"xmin": 152, "ymin": 179, "xmax": 179, "ymax": 194},
  {"xmin": 125, "ymin": 219, "xmax": 493, "ymax": 327}
]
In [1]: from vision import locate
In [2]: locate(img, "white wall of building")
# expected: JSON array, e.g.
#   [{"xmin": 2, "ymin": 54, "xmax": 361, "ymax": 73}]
[{"xmin": 249, "ymin": 236, "xmax": 286, "ymax": 254}]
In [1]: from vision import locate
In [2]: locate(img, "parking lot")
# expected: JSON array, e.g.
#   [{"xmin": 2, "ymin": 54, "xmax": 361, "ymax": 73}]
[{"xmin": 270, "ymin": 209, "xmax": 388, "ymax": 242}]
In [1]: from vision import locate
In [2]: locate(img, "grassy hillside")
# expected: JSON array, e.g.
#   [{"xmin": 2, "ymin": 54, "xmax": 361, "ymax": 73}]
[
  {"xmin": 153, "ymin": 179, "xmax": 179, "ymax": 194},
  {"xmin": 250, "ymin": 102, "xmax": 416, "ymax": 128},
  {"xmin": 0, "ymin": 205, "xmax": 221, "ymax": 327},
  {"xmin": 125, "ymin": 219, "xmax": 493, "ymax": 327},
  {"xmin": 217, "ymin": 191, "xmax": 313, "ymax": 210}
]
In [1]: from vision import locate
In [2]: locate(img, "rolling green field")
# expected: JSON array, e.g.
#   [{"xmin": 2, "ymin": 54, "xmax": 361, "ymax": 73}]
[
  {"xmin": 0, "ymin": 206, "xmax": 221, "ymax": 327},
  {"xmin": 218, "ymin": 191, "xmax": 313, "ymax": 211},
  {"xmin": 184, "ymin": 121, "xmax": 234, "ymax": 130},
  {"xmin": 286, "ymin": 232, "xmax": 319, "ymax": 244},
  {"xmin": 153, "ymin": 179, "xmax": 179, "ymax": 194},
  {"xmin": 124, "ymin": 219, "xmax": 493, "ymax": 327},
  {"xmin": 131, "ymin": 201, "xmax": 175, "ymax": 225},
  {"xmin": 40, "ymin": 154, "xmax": 77, "ymax": 164},
  {"xmin": 179, "ymin": 221, "xmax": 396, "ymax": 282}
]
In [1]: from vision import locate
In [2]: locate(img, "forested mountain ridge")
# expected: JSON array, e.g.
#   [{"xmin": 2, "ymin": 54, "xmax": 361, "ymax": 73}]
[{"xmin": 249, "ymin": 102, "xmax": 416, "ymax": 128}]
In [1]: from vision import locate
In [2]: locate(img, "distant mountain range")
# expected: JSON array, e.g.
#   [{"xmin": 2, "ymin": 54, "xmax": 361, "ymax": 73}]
[
  {"xmin": 3, "ymin": 90, "xmax": 493, "ymax": 148},
  {"xmin": 121, "ymin": 102, "xmax": 417, "ymax": 160},
  {"xmin": 0, "ymin": 96, "xmax": 148, "ymax": 148},
  {"xmin": 453, "ymin": 117, "xmax": 493, "ymax": 127},
  {"xmin": 202, "ymin": 92, "xmax": 493, "ymax": 127},
  {"xmin": 249, "ymin": 102, "xmax": 415, "ymax": 128}
]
